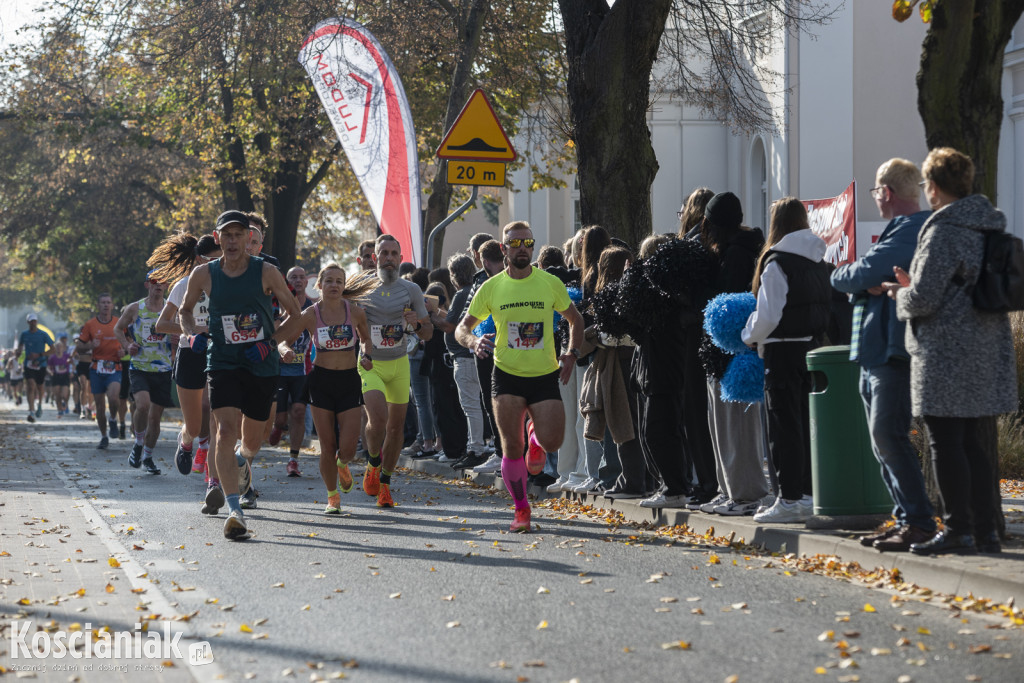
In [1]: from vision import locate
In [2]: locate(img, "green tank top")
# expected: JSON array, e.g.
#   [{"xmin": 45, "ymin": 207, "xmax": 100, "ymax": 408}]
[
  {"xmin": 130, "ymin": 299, "xmax": 173, "ymax": 372},
  {"xmin": 207, "ymin": 257, "xmax": 279, "ymax": 376}
]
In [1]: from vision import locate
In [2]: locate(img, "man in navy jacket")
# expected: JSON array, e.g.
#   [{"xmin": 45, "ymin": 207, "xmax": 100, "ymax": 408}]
[{"xmin": 831, "ymin": 158, "xmax": 934, "ymax": 552}]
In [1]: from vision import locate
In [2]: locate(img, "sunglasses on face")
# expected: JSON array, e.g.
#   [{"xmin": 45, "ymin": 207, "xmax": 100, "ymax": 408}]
[{"xmin": 505, "ymin": 238, "xmax": 535, "ymax": 249}]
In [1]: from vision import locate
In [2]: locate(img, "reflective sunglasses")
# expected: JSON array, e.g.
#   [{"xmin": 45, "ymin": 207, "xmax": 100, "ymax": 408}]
[{"xmin": 505, "ymin": 238, "xmax": 535, "ymax": 249}]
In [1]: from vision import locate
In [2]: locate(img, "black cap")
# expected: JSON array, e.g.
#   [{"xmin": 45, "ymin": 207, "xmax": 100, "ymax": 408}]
[
  {"xmin": 215, "ymin": 210, "xmax": 251, "ymax": 231},
  {"xmin": 704, "ymin": 192, "xmax": 743, "ymax": 230}
]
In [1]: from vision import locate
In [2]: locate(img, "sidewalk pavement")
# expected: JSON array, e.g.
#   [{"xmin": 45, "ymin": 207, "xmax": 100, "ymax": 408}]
[
  {"xmin": 0, "ymin": 405, "xmax": 210, "ymax": 681},
  {"xmin": 402, "ymin": 455, "xmax": 1024, "ymax": 604}
]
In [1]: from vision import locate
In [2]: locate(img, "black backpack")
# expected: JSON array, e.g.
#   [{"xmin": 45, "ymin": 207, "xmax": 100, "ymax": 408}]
[{"xmin": 972, "ymin": 230, "xmax": 1024, "ymax": 312}]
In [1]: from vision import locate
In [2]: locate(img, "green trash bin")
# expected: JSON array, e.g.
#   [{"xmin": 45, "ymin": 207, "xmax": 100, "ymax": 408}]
[{"xmin": 807, "ymin": 345, "xmax": 892, "ymax": 516}]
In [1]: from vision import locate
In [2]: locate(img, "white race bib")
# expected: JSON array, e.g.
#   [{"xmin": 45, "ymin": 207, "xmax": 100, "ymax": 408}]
[
  {"xmin": 222, "ymin": 313, "xmax": 265, "ymax": 344},
  {"xmin": 370, "ymin": 324, "xmax": 404, "ymax": 350},
  {"xmin": 507, "ymin": 321, "xmax": 544, "ymax": 350},
  {"xmin": 194, "ymin": 293, "xmax": 209, "ymax": 328},
  {"xmin": 96, "ymin": 360, "xmax": 118, "ymax": 375},
  {"xmin": 316, "ymin": 324, "xmax": 355, "ymax": 351},
  {"xmin": 139, "ymin": 321, "xmax": 163, "ymax": 343}
]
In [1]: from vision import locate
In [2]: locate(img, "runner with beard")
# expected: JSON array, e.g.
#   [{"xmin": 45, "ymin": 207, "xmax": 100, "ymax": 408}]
[
  {"xmin": 358, "ymin": 235, "xmax": 432, "ymax": 508},
  {"xmin": 456, "ymin": 221, "xmax": 583, "ymax": 532},
  {"xmin": 180, "ymin": 211, "xmax": 300, "ymax": 540}
]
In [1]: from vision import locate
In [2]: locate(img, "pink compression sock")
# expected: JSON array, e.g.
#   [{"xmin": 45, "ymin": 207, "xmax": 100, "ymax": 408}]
[{"xmin": 501, "ymin": 455, "xmax": 530, "ymax": 511}]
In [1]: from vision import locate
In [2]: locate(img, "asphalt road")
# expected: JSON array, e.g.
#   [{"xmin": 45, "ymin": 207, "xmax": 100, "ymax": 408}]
[{"xmin": 4, "ymin": 405, "xmax": 1024, "ymax": 682}]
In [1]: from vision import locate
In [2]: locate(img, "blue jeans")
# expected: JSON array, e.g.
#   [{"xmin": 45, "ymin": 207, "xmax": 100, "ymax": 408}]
[
  {"xmin": 859, "ymin": 361, "xmax": 936, "ymax": 531},
  {"xmin": 409, "ymin": 357, "xmax": 435, "ymax": 442}
]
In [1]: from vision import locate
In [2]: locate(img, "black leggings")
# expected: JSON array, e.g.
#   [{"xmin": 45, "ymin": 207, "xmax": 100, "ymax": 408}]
[
  {"xmin": 763, "ymin": 342, "xmax": 814, "ymax": 501},
  {"xmin": 923, "ymin": 415, "xmax": 999, "ymax": 537}
]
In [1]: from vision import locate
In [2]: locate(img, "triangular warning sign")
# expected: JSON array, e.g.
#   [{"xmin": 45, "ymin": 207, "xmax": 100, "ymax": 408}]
[{"xmin": 436, "ymin": 89, "xmax": 517, "ymax": 162}]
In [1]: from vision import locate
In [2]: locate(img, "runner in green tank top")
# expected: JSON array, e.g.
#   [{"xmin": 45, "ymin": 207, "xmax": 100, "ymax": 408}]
[
  {"xmin": 181, "ymin": 211, "xmax": 301, "ymax": 540},
  {"xmin": 115, "ymin": 271, "xmax": 175, "ymax": 474}
]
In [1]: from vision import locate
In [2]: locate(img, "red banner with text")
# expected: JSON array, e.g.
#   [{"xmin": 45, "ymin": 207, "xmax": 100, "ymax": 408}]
[{"xmin": 803, "ymin": 181, "xmax": 856, "ymax": 266}]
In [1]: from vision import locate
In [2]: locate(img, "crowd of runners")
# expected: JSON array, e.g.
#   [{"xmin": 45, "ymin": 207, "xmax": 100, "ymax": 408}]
[{"xmin": 2, "ymin": 149, "xmax": 1015, "ymax": 556}]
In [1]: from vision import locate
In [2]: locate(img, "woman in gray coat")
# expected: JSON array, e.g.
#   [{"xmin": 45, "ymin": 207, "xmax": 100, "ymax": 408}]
[{"xmin": 885, "ymin": 147, "xmax": 1016, "ymax": 555}]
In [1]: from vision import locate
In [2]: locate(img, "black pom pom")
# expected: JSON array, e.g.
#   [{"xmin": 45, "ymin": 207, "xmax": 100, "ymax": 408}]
[{"xmin": 698, "ymin": 331, "xmax": 732, "ymax": 380}]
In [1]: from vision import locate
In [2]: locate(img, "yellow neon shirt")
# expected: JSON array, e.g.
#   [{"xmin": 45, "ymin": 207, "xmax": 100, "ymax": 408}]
[{"xmin": 467, "ymin": 268, "xmax": 572, "ymax": 377}]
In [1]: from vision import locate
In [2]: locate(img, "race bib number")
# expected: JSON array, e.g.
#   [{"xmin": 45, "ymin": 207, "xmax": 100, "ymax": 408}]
[
  {"xmin": 288, "ymin": 352, "xmax": 305, "ymax": 365},
  {"xmin": 97, "ymin": 360, "xmax": 118, "ymax": 375},
  {"xmin": 316, "ymin": 325, "xmax": 355, "ymax": 351},
  {"xmin": 139, "ymin": 321, "xmax": 163, "ymax": 343},
  {"xmin": 507, "ymin": 321, "xmax": 544, "ymax": 350},
  {"xmin": 370, "ymin": 324, "xmax": 404, "ymax": 350},
  {"xmin": 26, "ymin": 360, "xmax": 40, "ymax": 370},
  {"xmin": 222, "ymin": 313, "xmax": 265, "ymax": 344},
  {"xmin": 194, "ymin": 294, "xmax": 209, "ymax": 328}
]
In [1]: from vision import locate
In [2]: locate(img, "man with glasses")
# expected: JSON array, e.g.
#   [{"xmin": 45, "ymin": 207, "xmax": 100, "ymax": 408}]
[
  {"xmin": 456, "ymin": 221, "xmax": 584, "ymax": 532},
  {"xmin": 115, "ymin": 271, "xmax": 174, "ymax": 474},
  {"xmin": 831, "ymin": 158, "xmax": 935, "ymax": 552},
  {"xmin": 358, "ymin": 234, "xmax": 432, "ymax": 508}
]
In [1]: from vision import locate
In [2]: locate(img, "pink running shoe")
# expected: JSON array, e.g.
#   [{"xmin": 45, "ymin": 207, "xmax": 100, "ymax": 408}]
[
  {"xmin": 511, "ymin": 506, "xmax": 532, "ymax": 533},
  {"xmin": 192, "ymin": 448, "xmax": 208, "ymax": 474},
  {"xmin": 525, "ymin": 420, "xmax": 545, "ymax": 476}
]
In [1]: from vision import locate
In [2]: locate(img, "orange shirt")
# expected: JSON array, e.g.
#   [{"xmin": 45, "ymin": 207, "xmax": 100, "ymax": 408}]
[{"xmin": 79, "ymin": 317, "xmax": 122, "ymax": 363}]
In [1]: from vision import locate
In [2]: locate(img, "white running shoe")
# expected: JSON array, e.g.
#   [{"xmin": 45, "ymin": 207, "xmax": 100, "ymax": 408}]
[
  {"xmin": 753, "ymin": 497, "xmax": 811, "ymax": 523},
  {"xmin": 560, "ymin": 473, "xmax": 587, "ymax": 492},
  {"xmin": 436, "ymin": 452, "xmax": 455, "ymax": 463},
  {"xmin": 223, "ymin": 510, "xmax": 248, "ymax": 540},
  {"xmin": 713, "ymin": 499, "xmax": 760, "ymax": 516},
  {"xmin": 639, "ymin": 492, "xmax": 689, "ymax": 508},
  {"xmin": 699, "ymin": 493, "xmax": 730, "ymax": 514},
  {"xmin": 571, "ymin": 477, "xmax": 599, "ymax": 494},
  {"xmin": 472, "ymin": 453, "xmax": 502, "ymax": 474},
  {"xmin": 546, "ymin": 476, "xmax": 569, "ymax": 493}
]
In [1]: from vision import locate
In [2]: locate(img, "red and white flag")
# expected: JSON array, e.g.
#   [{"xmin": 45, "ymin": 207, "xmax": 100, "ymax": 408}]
[
  {"xmin": 803, "ymin": 181, "xmax": 857, "ymax": 267},
  {"xmin": 299, "ymin": 18, "xmax": 422, "ymax": 264}
]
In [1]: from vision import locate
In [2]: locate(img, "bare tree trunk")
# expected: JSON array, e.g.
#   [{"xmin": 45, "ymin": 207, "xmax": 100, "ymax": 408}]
[
  {"xmin": 424, "ymin": 0, "xmax": 490, "ymax": 267},
  {"xmin": 559, "ymin": 0, "xmax": 672, "ymax": 250},
  {"xmin": 917, "ymin": 0, "xmax": 1024, "ymax": 203}
]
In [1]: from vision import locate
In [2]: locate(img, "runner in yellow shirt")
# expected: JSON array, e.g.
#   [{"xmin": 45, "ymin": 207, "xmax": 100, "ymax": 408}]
[{"xmin": 456, "ymin": 221, "xmax": 583, "ymax": 532}]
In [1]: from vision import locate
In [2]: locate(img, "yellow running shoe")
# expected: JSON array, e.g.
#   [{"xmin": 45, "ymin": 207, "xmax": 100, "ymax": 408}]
[
  {"xmin": 336, "ymin": 458, "xmax": 354, "ymax": 494},
  {"xmin": 363, "ymin": 464, "xmax": 380, "ymax": 496},
  {"xmin": 376, "ymin": 482, "xmax": 394, "ymax": 508},
  {"xmin": 324, "ymin": 492, "xmax": 341, "ymax": 515}
]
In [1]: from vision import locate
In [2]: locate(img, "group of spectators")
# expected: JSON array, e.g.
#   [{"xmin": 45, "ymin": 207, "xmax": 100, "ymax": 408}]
[{"xmin": 396, "ymin": 146, "xmax": 1015, "ymax": 556}]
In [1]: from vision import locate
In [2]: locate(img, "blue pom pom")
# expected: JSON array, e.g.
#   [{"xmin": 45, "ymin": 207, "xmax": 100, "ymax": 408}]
[
  {"xmin": 720, "ymin": 352, "xmax": 765, "ymax": 404},
  {"xmin": 566, "ymin": 286, "xmax": 582, "ymax": 304},
  {"xmin": 703, "ymin": 292, "xmax": 757, "ymax": 355},
  {"xmin": 473, "ymin": 316, "xmax": 495, "ymax": 337}
]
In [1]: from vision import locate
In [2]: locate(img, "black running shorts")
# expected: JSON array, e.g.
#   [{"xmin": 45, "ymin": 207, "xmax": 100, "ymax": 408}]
[
  {"xmin": 307, "ymin": 366, "xmax": 363, "ymax": 414},
  {"xmin": 174, "ymin": 346, "xmax": 207, "ymax": 391},
  {"xmin": 491, "ymin": 366, "xmax": 561, "ymax": 405},
  {"xmin": 129, "ymin": 369, "xmax": 174, "ymax": 408},
  {"xmin": 208, "ymin": 368, "xmax": 277, "ymax": 421}
]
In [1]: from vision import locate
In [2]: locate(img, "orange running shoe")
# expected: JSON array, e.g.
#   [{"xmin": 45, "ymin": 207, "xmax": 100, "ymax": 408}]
[
  {"xmin": 336, "ymin": 459, "xmax": 354, "ymax": 493},
  {"xmin": 376, "ymin": 483, "xmax": 394, "ymax": 508},
  {"xmin": 511, "ymin": 506, "xmax": 531, "ymax": 533},
  {"xmin": 362, "ymin": 464, "xmax": 380, "ymax": 496},
  {"xmin": 324, "ymin": 492, "xmax": 342, "ymax": 515},
  {"xmin": 525, "ymin": 420, "xmax": 546, "ymax": 476}
]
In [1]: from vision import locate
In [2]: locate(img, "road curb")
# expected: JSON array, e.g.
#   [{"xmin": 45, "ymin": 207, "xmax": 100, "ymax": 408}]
[{"xmin": 400, "ymin": 455, "xmax": 1024, "ymax": 603}]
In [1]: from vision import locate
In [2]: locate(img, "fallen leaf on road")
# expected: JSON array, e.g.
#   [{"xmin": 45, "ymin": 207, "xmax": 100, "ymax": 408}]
[
  {"xmin": 916, "ymin": 627, "xmax": 930, "ymax": 635},
  {"xmin": 660, "ymin": 597, "xmax": 678, "ymax": 603},
  {"xmin": 272, "ymin": 582, "xmax": 285, "ymax": 588},
  {"xmin": 390, "ymin": 593, "xmax": 401, "ymax": 599},
  {"xmin": 442, "ymin": 595, "xmax": 455, "ymax": 601},
  {"xmin": 108, "ymin": 557, "xmax": 120, "ymax": 567},
  {"xmin": 536, "ymin": 621, "xmax": 548, "ymax": 630},
  {"xmin": 863, "ymin": 604, "xmax": 876, "ymax": 613},
  {"xmin": 240, "ymin": 624, "xmax": 252, "ymax": 633},
  {"xmin": 253, "ymin": 618, "xmax": 268, "ymax": 626},
  {"xmin": 537, "ymin": 587, "xmax": 550, "ymax": 594},
  {"xmin": 105, "ymin": 583, "xmax": 114, "ymax": 593},
  {"xmin": 870, "ymin": 648, "xmax": 892, "ymax": 656},
  {"xmin": 968, "ymin": 644, "xmax": 991, "ymax": 654},
  {"xmin": 660, "ymin": 641, "xmax": 691, "ymax": 650},
  {"xmin": 818, "ymin": 631, "xmax": 834, "ymax": 642},
  {"xmin": 523, "ymin": 661, "xmax": 545, "ymax": 667},
  {"xmin": 446, "ymin": 621, "xmax": 460, "ymax": 628}
]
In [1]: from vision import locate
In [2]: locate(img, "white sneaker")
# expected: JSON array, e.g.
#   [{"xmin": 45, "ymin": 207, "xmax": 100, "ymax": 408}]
[
  {"xmin": 699, "ymin": 493, "xmax": 730, "ymax": 513},
  {"xmin": 560, "ymin": 473, "xmax": 587, "ymax": 492},
  {"xmin": 546, "ymin": 476, "xmax": 570, "ymax": 493},
  {"xmin": 436, "ymin": 451, "xmax": 454, "ymax": 463},
  {"xmin": 639, "ymin": 492, "xmax": 689, "ymax": 508},
  {"xmin": 713, "ymin": 499, "xmax": 760, "ymax": 516},
  {"xmin": 752, "ymin": 497, "xmax": 811, "ymax": 523},
  {"xmin": 756, "ymin": 495, "xmax": 777, "ymax": 515},
  {"xmin": 571, "ymin": 477, "xmax": 599, "ymax": 494},
  {"xmin": 473, "ymin": 454, "xmax": 502, "ymax": 474}
]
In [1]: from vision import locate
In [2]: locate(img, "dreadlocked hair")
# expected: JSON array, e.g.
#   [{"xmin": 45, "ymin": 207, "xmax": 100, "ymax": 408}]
[{"xmin": 147, "ymin": 232, "xmax": 218, "ymax": 285}]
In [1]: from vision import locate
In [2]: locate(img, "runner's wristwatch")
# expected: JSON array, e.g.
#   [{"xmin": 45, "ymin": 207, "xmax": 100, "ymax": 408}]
[{"xmin": 569, "ymin": 348, "xmax": 581, "ymax": 359}]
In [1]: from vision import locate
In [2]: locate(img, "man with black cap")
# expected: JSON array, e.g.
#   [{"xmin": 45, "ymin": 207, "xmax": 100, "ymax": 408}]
[
  {"xmin": 17, "ymin": 313, "xmax": 54, "ymax": 423},
  {"xmin": 180, "ymin": 210, "xmax": 301, "ymax": 540}
]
